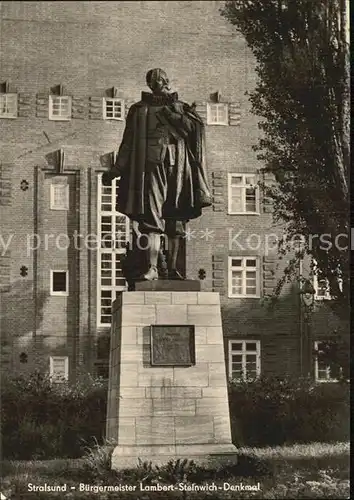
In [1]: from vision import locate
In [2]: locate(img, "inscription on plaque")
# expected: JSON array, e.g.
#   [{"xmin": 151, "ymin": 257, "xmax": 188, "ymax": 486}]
[{"xmin": 150, "ymin": 325, "xmax": 195, "ymax": 366}]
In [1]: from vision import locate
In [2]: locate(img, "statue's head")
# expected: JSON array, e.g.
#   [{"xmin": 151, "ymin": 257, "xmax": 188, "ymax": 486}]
[{"xmin": 146, "ymin": 68, "xmax": 170, "ymax": 95}]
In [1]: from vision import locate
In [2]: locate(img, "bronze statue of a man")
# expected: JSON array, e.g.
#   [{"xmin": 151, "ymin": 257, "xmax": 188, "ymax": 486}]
[{"xmin": 103, "ymin": 68, "xmax": 212, "ymax": 281}]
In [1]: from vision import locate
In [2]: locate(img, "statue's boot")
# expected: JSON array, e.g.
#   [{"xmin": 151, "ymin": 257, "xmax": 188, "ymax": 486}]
[
  {"xmin": 141, "ymin": 265, "xmax": 159, "ymax": 281},
  {"xmin": 168, "ymin": 269, "xmax": 185, "ymax": 280}
]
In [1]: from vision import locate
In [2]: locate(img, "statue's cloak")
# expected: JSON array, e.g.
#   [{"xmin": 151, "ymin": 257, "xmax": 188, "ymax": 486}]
[{"xmin": 115, "ymin": 96, "xmax": 212, "ymax": 222}]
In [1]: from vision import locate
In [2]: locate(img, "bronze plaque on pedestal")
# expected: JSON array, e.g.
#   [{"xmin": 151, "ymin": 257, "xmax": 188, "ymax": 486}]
[{"xmin": 150, "ymin": 325, "xmax": 195, "ymax": 366}]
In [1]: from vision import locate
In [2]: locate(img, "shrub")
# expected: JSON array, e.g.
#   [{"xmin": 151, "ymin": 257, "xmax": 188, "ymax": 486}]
[
  {"xmin": 0, "ymin": 371, "xmax": 107, "ymax": 460},
  {"xmin": 82, "ymin": 437, "xmax": 116, "ymax": 480},
  {"xmin": 1, "ymin": 452, "xmax": 349, "ymax": 500},
  {"xmin": 1, "ymin": 371, "xmax": 350, "ymax": 459},
  {"xmin": 228, "ymin": 376, "xmax": 350, "ymax": 447}
]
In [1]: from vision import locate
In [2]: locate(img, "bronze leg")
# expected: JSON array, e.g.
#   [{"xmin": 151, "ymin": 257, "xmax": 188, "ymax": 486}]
[{"xmin": 167, "ymin": 235, "xmax": 180, "ymax": 271}]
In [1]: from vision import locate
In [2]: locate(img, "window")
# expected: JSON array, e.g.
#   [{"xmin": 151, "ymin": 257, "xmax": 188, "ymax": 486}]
[
  {"xmin": 103, "ymin": 98, "xmax": 125, "ymax": 120},
  {"xmin": 312, "ymin": 259, "xmax": 332, "ymax": 300},
  {"xmin": 97, "ymin": 174, "xmax": 130, "ymax": 326},
  {"xmin": 49, "ymin": 356, "xmax": 69, "ymax": 382},
  {"xmin": 49, "ymin": 95, "xmax": 72, "ymax": 120},
  {"xmin": 228, "ymin": 174, "xmax": 259, "ymax": 214},
  {"xmin": 228, "ymin": 340, "xmax": 261, "ymax": 380},
  {"xmin": 19, "ymin": 352, "xmax": 28, "ymax": 364},
  {"xmin": 0, "ymin": 251, "xmax": 11, "ymax": 292},
  {"xmin": 95, "ymin": 363, "xmax": 109, "ymax": 379},
  {"xmin": 50, "ymin": 270, "xmax": 68, "ymax": 296},
  {"xmin": 314, "ymin": 341, "xmax": 338, "ymax": 382},
  {"xmin": 50, "ymin": 183, "xmax": 69, "ymax": 210},
  {"xmin": 313, "ymin": 274, "xmax": 331, "ymax": 300},
  {"xmin": 206, "ymin": 103, "xmax": 228, "ymax": 125},
  {"xmin": 313, "ymin": 265, "xmax": 331, "ymax": 300},
  {"xmin": 228, "ymin": 257, "xmax": 260, "ymax": 298},
  {"xmin": 0, "ymin": 93, "xmax": 18, "ymax": 118}
]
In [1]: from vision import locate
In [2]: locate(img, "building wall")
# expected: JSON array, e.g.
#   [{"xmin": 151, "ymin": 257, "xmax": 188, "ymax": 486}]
[{"xmin": 0, "ymin": 1, "xmax": 342, "ymax": 380}]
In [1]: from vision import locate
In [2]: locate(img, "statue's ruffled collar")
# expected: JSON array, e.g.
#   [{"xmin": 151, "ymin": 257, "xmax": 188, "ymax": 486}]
[{"xmin": 141, "ymin": 91, "xmax": 178, "ymax": 105}]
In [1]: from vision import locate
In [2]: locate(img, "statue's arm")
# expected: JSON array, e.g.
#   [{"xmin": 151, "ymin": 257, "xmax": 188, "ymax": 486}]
[
  {"xmin": 102, "ymin": 106, "xmax": 135, "ymax": 185},
  {"xmin": 115, "ymin": 106, "xmax": 135, "ymax": 171},
  {"xmin": 161, "ymin": 102, "xmax": 196, "ymax": 137}
]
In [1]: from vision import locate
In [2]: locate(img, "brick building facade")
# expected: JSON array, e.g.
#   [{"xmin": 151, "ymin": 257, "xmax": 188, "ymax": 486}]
[{"xmin": 0, "ymin": 1, "xmax": 342, "ymax": 382}]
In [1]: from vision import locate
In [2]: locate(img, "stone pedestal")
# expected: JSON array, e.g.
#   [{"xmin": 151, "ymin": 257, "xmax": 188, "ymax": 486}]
[{"xmin": 107, "ymin": 289, "xmax": 237, "ymax": 469}]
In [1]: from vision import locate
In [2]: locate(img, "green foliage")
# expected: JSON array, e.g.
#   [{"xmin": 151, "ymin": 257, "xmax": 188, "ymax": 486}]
[
  {"xmin": 0, "ymin": 370, "xmax": 107, "ymax": 460},
  {"xmin": 220, "ymin": 0, "xmax": 350, "ymax": 381},
  {"xmin": 115, "ymin": 457, "xmax": 199, "ymax": 486},
  {"xmin": 0, "ymin": 449, "xmax": 349, "ymax": 499},
  {"xmin": 1, "ymin": 371, "xmax": 349, "ymax": 462},
  {"xmin": 82, "ymin": 437, "xmax": 116, "ymax": 480},
  {"xmin": 220, "ymin": 2, "xmax": 350, "ymax": 301},
  {"xmin": 268, "ymin": 474, "xmax": 350, "ymax": 499},
  {"xmin": 158, "ymin": 458, "xmax": 198, "ymax": 484},
  {"xmin": 229, "ymin": 376, "xmax": 350, "ymax": 446}
]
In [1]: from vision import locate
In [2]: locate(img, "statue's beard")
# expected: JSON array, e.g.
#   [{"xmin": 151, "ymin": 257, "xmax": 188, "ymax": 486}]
[{"xmin": 150, "ymin": 82, "xmax": 171, "ymax": 95}]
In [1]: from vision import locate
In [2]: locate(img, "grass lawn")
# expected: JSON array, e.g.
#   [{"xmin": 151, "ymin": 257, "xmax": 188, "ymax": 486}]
[{"xmin": 0, "ymin": 442, "xmax": 350, "ymax": 499}]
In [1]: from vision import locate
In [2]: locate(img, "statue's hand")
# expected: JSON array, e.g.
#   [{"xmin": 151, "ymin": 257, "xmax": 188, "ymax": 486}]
[
  {"xmin": 102, "ymin": 164, "xmax": 125, "ymax": 185},
  {"xmin": 102, "ymin": 171, "xmax": 113, "ymax": 186},
  {"xmin": 190, "ymin": 102, "xmax": 197, "ymax": 111},
  {"xmin": 172, "ymin": 102, "xmax": 184, "ymax": 114}
]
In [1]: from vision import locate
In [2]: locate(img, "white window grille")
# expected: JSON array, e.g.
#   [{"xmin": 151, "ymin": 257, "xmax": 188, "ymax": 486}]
[
  {"xmin": 313, "ymin": 275, "xmax": 331, "ymax": 300},
  {"xmin": 0, "ymin": 93, "xmax": 18, "ymax": 118},
  {"xmin": 206, "ymin": 103, "xmax": 229, "ymax": 125},
  {"xmin": 313, "ymin": 262, "xmax": 331, "ymax": 300},
  {"xmin": 50, "ymin": 270, "xmax": 69, "ymax": 296},
  {"xmin": 312, "ymin": 259, "xmax": 332, "ymax": 300},
  {"xmin": 50, "ymin": 183, "xmax": 69, "ymax": 210},
  {"xmin": 314, "ymin": 341, "xmax": 339, "ymax": 382},
  {"xmin": 49, "ymin": 356, "xmax": 69, "ymax": 382},
  {"xmin": 228, "ymin": 174, "xmax": 259, "ymax": 214},
  {"xmin": 228, "ymin": 257, "xmax": 260, "ymax": 298},
  {"xmin": 97, "ymin": 174, "xmax": 129, "ymax": 326},
  {"xmin": 103, "ymin": 98, "xmax": 125, "ymax": 120},
  {"xmin": 49, "ymin": 95, "xmax": 72, "ymax": 120},
  {"xmin": 228, "ymin": 340, "xmax": 261, "ymax": 380}
]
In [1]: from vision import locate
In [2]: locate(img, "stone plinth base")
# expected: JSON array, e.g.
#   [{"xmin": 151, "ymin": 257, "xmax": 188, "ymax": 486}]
[
  {"xmin": 107, "ymin": 291, "xmax": 237, "ymax": 469},
  {"xmin": 112, "ymin": 444, "xmax": 237, "ymax": 469},
  {"xmin": 135, "ymin": 279, "xmax": 201, "ymax": 291}
]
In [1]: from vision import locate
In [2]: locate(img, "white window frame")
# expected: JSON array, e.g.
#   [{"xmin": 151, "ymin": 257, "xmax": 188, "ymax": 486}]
[
  {"xmin": 0, "ymin": 93, "xmax": 18, "ymax": 118},
  {"xmin": 228, "ymin": 256, "xmax": 260, "ymax": 298},
  {"xmin": 314, "ymin": 341, "xmax": 338, "ymax": 383},
  {"xmin": 50, "ymin": 270, "xmax": 69, "ymax": 296},
  {"xmin": 49, "ymin": 356, "xmax": 69, "ymax": 382},
  {"xmin": 103, "ymin": 97, "xmax": 125, "ymax": 121},
  {"xmin": 97, "ymin": 174, "xmax": 130, "ymax": 327},
  {"xmin": 313, "ymin": 272, "xmax": 331, "ymax": 300},
  {"xmin": 313, "ymin": 274, "xmax": 331, "ymax": 300},
  {"xmin": 228, "ymin": 173, "xmax": 260, "ymax": 215},
  {"xmin": 49, "ymin": 95, "xmax": 72, "ymax": 121},
  {"xmin": 50, "ymin": 183, "xmax": 69, "ymax": 210},
  {"xmin": 206, "ymin": 102, "xmax": 229, "ymax": 125},
  {"xmin": 228, "ymin": 339, "xmax": 261, "ymax": 381},
  {"xmin": 312, "ymin": 259, "xmax": 331, "ymax": 300}
]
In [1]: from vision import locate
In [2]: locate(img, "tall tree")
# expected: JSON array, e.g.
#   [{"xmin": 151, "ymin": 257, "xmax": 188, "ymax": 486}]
[{"xmin": 221, "ymin": 0, "xmax": 350, "ymax": 313}]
